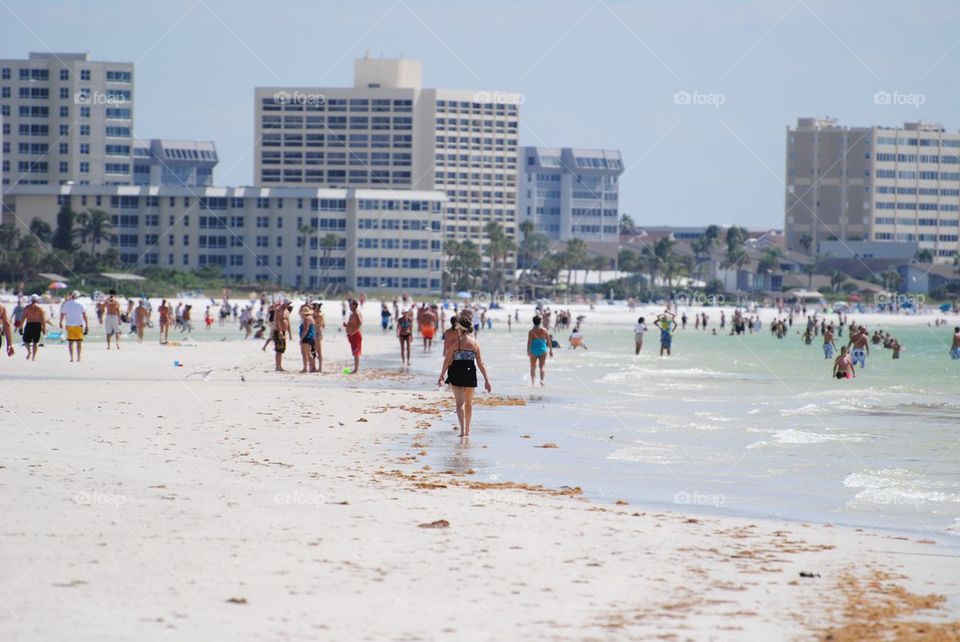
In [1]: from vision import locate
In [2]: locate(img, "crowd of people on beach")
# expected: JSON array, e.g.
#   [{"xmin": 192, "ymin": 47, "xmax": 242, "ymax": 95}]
[{"xmin": 2, "ymin": 287, "xmax": 960, "ymax": 436}]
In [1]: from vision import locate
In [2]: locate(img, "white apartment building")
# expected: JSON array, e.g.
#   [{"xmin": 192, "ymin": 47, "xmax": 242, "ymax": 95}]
[
  {"xmin": 3, "ymin": 185, "xmax": 444, "ymax": 294},
  {"xmin": 254, "ymin": 57, "xmax": 520, "ymax": 259},
  {"xmin": 518, "ymin": 146, "xmax": 623, "ymax": 251},
  {"xmin": 1, "ymin": 52, "xmax": 135, "ymax": 187},
  {"xmin": 785, "ymin": 117, "xmax": 960, "ymax": 262}
]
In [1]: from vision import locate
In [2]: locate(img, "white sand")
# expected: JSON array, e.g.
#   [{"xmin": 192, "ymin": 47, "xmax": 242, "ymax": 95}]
[{"xmin": 1, "ymin": 302, "xmax": 959, "ymax": 640}]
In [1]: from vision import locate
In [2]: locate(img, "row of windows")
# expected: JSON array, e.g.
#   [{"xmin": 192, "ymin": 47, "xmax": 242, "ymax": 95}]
[
  {"xmin": 263, "ymin": 115, "xmax": 413, "ymax": 130},
  {"xmin": 572, "ymin": 225, "xmax": 619, "ymax": 234},
  {"xmin": 875, "ymin": 186, "xmax": 960, "ymax": 196},
  {"xmin": 876, "ymin": 136, "xmax": 960, "ymax": 147},
  {"xmin": 876, "ymin": 170, "xmax": 960, "ymax": 180},
  {"xmin": 261, "ymin": 151, "xmax": 412, "ymax": 166},
  {"xmin": 357, "ymin": 199, "xmax": 440, "ymax": 212},
  {"xmin": 357, "ymin": 257, "xmax": 433, "ymax": 269},
  {"xmin": 356, "ymin": 277, "xmax": 439, "ymax": 289},
  {"xmin": 261, "ymin": 169, "xmax": 411, "ymax": 184},
  {"xmin": 261, "ymin": 133, "xmax": 413, "ymax": 148},
  {"xmin": 262, "ymin": 98, "xmax": 413, "ymax": 112},
  {"xmin": 875, "ymin": 153, "xmax": 960, "ymax": 164},
  {"xmin": 876, "ymin": 201, "xmax": 960, "ymax": 211},
  {"xmin": 571, "ymin": 208, "xmax": 619, "ymax": 218},
  {"xmin": 874, "ymin": 216, "xmax": 960, "ymax": 227},
  {"xmin": 1, "ymin": 67, "xmax": 128, "ymax": 82},
  {"xmin": 358, "ymin": 219, "xmax": 441, "ymax": 231},
  {"xmin": 357, "ymin": 238, "xmax": 438, "ymax": 250}
]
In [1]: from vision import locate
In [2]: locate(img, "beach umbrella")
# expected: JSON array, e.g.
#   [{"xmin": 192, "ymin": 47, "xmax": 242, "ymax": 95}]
[
  {"xmin": 48, "ymin": 281, "xmax": 68, "ymax": 290},
  {"xmin": 940, "ymin": 303, "xmax": 951, "ymax": 312},
  {"xmin": 847, "ymin": 294, "xmax": 861, "ymax": 302},
  {"xmin": 455, "ymin": 291, "xmax": 472, "ymax": 299}
]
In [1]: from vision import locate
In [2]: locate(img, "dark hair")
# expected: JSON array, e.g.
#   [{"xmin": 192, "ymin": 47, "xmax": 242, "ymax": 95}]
[
  {"xmin": 450, "ymin": 315, "xmax": 458, "ymax": 327},
  {"xmin": 109, "ymin": 289, "xmax": 117, "ymax": 296},
  {"xmin": 457, "ymin": 317, "xmax": 473, "ymax": 333},
  {"xmin": 532, "ymin": 316, "xmax": 542, "ymax": 327},
  {"xmin": 638, "ymin": 317, "xmax": 644, "ymax": 323}
]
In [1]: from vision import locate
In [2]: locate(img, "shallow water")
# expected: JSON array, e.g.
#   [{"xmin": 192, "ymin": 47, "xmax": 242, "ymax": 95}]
[{"xmin": 413, "ymin": 322, "xmax": 960, "ymax": 539}]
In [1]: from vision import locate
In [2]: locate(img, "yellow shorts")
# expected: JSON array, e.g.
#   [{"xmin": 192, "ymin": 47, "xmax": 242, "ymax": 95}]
[{"xmin": 66, "ymin": 326, "xmax": 84, "ymax": 341}]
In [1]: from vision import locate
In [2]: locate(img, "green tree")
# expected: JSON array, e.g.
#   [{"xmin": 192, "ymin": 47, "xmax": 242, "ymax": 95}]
[
  {"xmin": 561, "ymin": 238, "xmax": 588, "ymax": 293},
  {"xmin": 29, "ymin": 218, "xmax": 53, "ymax": 245},
  {"xmin": 444, "ymin": 240, "xmax": 482, "ymax": 293},
  {"xmin": 484, "ymin": 222, "xmax": 515, "ymax": 294},
  {"xmin": 0, "ymin": 223, "xmax": 20, "ymax": 251},
  {"xmin": 913, "ymin": 248, "xmax": 935, "ymax": 264},
  {"xmin": 830, "ymin": 269, "xmax": 848, "ymax": 294},
  {"xmin": 799, "ymin": 233, "xmax": 814, "ymax": 255},
  {"xmin": 298, "ymin": 224, "xmax": 318, "ymax": 289},
  {"xmin": 53, "ymin": 204, "xmax": 77, "ymax": 251},
  {"xmin": 319, "ymin": 232, "xmax": 340, "ymax": 289},
  {"xmin": 756, "ymin": 247, "xmax": 783, "ymax": 291},
  {"xmin": 619, "ymin": 213, "xmax": 637, "ymax": 235},
  {"xmin": 74, "ymin": 209, "xmax": 114, "ymax": 257}
]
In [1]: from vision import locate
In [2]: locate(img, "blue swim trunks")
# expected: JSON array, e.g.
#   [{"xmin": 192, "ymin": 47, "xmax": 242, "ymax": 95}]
[
  {"xmin": 951, "ymin": 347, "xmax": 960, "ymax": 360},
  {"xmin": 823, "ymin": 343, "xmax": 834, "ymax": 359},
  {"xmin": 852, "ymin": 348, "xmax": 866, "ymax": 368}
]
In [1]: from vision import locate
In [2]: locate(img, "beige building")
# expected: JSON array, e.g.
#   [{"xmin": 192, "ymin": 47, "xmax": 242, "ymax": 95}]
[
  {"xmin": 1, "ymin": 52, "xmax": 135, "ymax": 188},
  {"xmin": 3, "ymin": 185, "xmax": 444, "ymax": 294},
  {"xmin": 785, "ymin": 117, "xmax": 960, "ymax": 262},
  {"xmin": 254, "ymin": 57, "xmax": 520, "ymax": 261}
]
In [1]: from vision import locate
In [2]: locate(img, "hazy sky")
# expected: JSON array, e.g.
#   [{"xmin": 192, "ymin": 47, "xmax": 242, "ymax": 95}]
[{"xmin": 3, "ymin": 0, "xmax": 958, "ymax": 229}]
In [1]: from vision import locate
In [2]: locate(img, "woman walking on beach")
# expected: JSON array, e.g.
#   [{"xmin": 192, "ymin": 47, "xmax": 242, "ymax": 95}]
[
  {"xmin": 397, "ymin": 309, "xmax": 413, "ymax": 366},
  {"xmin": 438, "ymin": 317, "xmax": 491, "ymax": 437},
  {"xmin": 527, "ymin": 315, "xmax": 553, "ymax": 386},
  {"xmin": 634, "ymin": 316, "xmax": 647, "ymax": 355}
]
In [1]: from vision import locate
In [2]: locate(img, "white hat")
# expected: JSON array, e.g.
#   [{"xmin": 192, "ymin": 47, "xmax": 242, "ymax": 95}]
[
  {"xmin": 72, "ymin": 290, "xmax": 81, "ymax": 298},
  {"xmin": 30, "ymin": 294, "xmax": 40, "ymax": 302}
]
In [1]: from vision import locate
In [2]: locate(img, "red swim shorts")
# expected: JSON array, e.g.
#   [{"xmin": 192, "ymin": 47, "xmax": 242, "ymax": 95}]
[
  {"xmin": 421, "ymin": 324, "xmax": 435, "ymax": 339},
  {"xmin": 348, "ymin": 331, "xmax": 362, "ymax": 356}
]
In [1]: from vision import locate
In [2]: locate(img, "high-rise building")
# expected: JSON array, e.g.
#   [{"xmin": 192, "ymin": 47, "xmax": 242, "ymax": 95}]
[
  {"xmin": 254, "ymin": 57, "xmax": 520, "ymax": 260},
  {"xmin": 518, "ymin": 146, "xmax": 623, "ymax": 253},
  {"xmin": 133, "ymin": 139, "xmax": 218, "ymax": 186},
  {"xmin": 0, "ymin": 52, "xmax": 135, "ymax": 188},
  {"xmin": 785, "ymin": 117, "xmax": 960, "ymax": 262}
]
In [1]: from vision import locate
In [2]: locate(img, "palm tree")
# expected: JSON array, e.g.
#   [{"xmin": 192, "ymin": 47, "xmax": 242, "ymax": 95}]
[
  {"xmin": 756, "ymin": 247, "xmax": 783, "ymax": 291},
  {"xmin": 562, "ymin": 238, "xmax": 588, "ymax": 294},
  {"xmin": 799, "ymin": 233, "xmax": 814, "ymax": 255},
  {"xmin": 619, "ymin": 213, "xmax": 637, "ymax": 236},
  {"xmin": 74, "ymin": 209, "xmax": 114, "ymax": 257},
  {"xmin": 319, "ymin": 233, "xmax": 340, "ymax": 289},
  {"xmin": 29, "ymin": 218, "xmax": 53, "ymax": 245},
  {"xmin": 830, "ymin": 269, "xmax": 848, "ymax": 294},
  {"xmin": 0, "ymin": 223, "xmax": 20, "ymax": 251},
  {"xmin": 483, "ymin": 222, "xmax": 515, "ymax": 294},
  {"xmin": 913, "ymin": 248, "xmax": 935, "ymax": 264},
  {"xmin": 298, "ymin": 224, "xmax": 318, "ymax": 289},
  {"xmin": 444, "ymin": 239, "xmax": 482, "ymax": 292},
  {"xmin": 881, "ymin": 267, "xmax": 901, "ymax": 292}
]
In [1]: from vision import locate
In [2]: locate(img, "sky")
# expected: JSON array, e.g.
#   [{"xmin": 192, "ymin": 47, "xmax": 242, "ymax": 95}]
[{"xmin": 3, "ymin": 0, "xmax": 959, "ymax": 230}]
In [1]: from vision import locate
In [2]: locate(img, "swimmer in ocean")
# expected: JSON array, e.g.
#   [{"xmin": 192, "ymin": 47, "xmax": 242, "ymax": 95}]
[{"xmin": 833, "ymin": 345, "xmax": 856, "ymax": 379}]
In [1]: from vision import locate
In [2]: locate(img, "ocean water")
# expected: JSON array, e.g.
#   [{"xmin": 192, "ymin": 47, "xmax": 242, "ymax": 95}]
[{"xmin": 414, "ymin": 322, "xmax": 960, "ymax": 539}]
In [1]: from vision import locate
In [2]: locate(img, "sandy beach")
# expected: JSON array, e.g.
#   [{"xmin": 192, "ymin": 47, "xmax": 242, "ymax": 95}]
[{"xmin": 2, "ymin": 300, "xmax": 960, "ymax": 641}]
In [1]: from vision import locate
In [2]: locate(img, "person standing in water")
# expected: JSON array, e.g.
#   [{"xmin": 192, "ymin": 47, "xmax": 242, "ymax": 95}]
[
  {"xmin": 822, "ymin": 324, "xmax": 837, "ymax": 360},
  {"xmin": 437, "ymin": 317, "xmax": 491, "ymax": 437},
  {"xmin": 634, "ymin": 316, "xmax": 647, "ymax": 355},
  {"xmin": 848, "ymin": 325, "xmax": 870, "ymax": 369},
  {"xmin": 656, "ymin": 311, "xmax": 678, "ymax": 357},
  {"xmin": 344, "ymin": 299, "xmax": 362, "ymax": 374},
  {"xmin": 833, "ymin": 345, "xmax": 856, "ymax": 379},
  {"xmin": 527, "ymin": 315, "xmax": 553, "ymax": 385},
  {"xmin": 951, "ymin": 327, "xmax": 960, "ymax": 360}
]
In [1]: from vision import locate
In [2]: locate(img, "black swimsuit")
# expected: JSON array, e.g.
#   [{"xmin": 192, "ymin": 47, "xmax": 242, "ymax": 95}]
[{"xmin": 445, "ymin": 337, "xmax": 477, "ymax": 388}]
